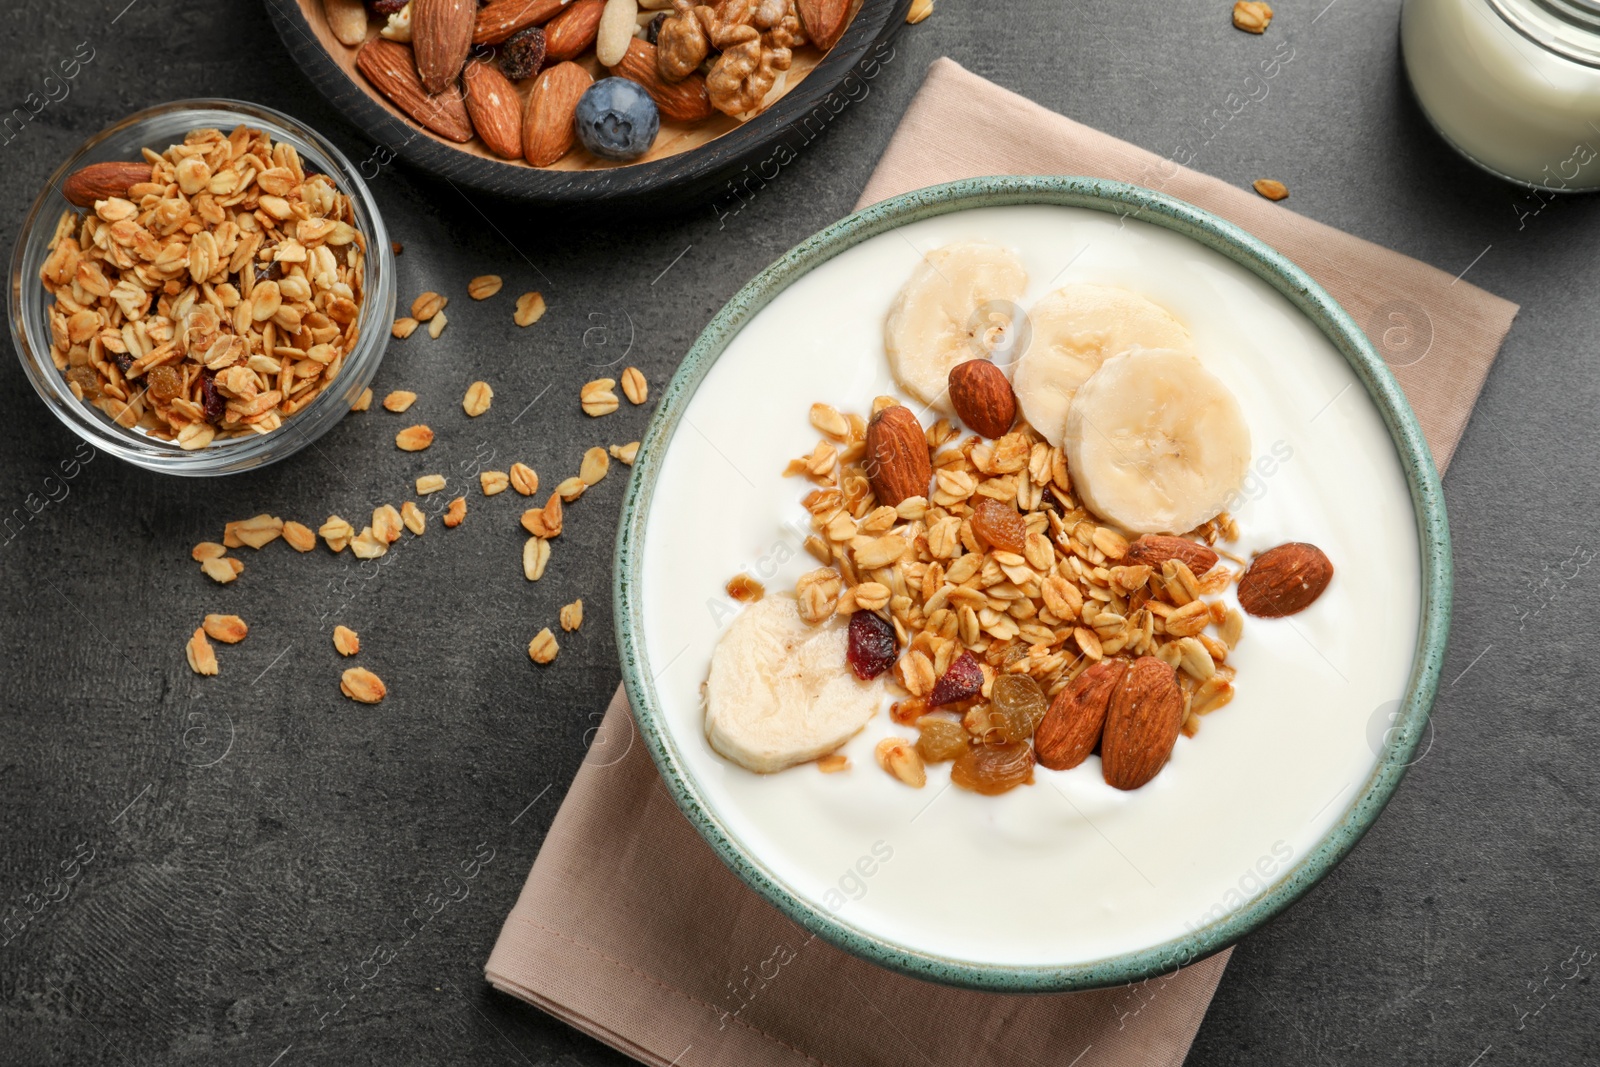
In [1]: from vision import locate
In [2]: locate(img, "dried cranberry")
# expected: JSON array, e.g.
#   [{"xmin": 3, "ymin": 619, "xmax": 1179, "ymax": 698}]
[
  {"xmin": 499, "ymin": 25, "xmax": 546, "ymax": 81},
  {"xmin": 367, "ymin": 0, "xmax": 406, "ymax": 13},
  {"xmin": 929, "ymin": 651, "xmax": 984, "ymax": 707},
  {"xmin": 646, "ymin": 12, "xmax": 667, "ymax": 44},
  {"xmin": 200, "ymin": 370, "xmax": 225, "ymax": 424},
  {"xmin": 846, "ymin": 610, "xmax": 896, "ymax": 680}
]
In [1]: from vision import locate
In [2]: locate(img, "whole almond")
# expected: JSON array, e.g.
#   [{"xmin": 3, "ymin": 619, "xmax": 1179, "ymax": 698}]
[
  {"xmin": 1238, "ymin": 542, "xmax": 1333, "ymax": 618},
  {"xmin": 1123, "ymin": 534, "xmax": 1220, "ymax": 576},
  {"xmin": 796, "ymin": 0, "xmax": 851, "ymax": 49},
  {"xmin": 544, "ymin": 0, "xmax": 605, "ymax": 60},
  {"xmin": 947, "ymin": 359, "xmax": 1016, "ymax": 439},
  {"xmin": 607, "ymin": 38, "xmax": 713, "ymax": 122},
  {"xmin": 413, "ymin": 0, "xmax": 475, "ymax": 94},
  {"xmin": 864, "ymin": 405, "xmax": 932, "ymax": 508},
  {"xmin": 463, "ymin": 60, "xmax": 523, "ymax": 158},
  {"xmin": 324, "ymin": 0, "xmax": 371, "ymax": 46},
  {"xmin": 61, "ymin": 161, "xmax": 151, "ymax": 208},
  {"xmin": 357, "ymin": 37, "xmax": 474, "ymax": 142},
  {"xmin": 1035, "ymin": 659, "xmax": 1126, "ymax": 771},
  {"xmin": 475, "ymin": 0, "xmax": 567, "ymax": 45},
  {"xmin": 1101, "ymin": 656, "xmax": 1184, "ymax": 791},
  {"xmin": 523, "ymin": 61, "xmax": 593, "ymax": 166}
]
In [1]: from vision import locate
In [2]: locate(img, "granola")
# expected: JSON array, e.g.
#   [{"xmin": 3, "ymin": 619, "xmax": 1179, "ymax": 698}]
[{"xmin": 39, "ymin": 126, "xmax": 368, "ymax": 447}]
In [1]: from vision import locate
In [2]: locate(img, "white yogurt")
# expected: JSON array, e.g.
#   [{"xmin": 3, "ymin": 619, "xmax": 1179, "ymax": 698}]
[{"xmin": 637, "ymin": 205, "xmax": 1423, "ymax": 968}]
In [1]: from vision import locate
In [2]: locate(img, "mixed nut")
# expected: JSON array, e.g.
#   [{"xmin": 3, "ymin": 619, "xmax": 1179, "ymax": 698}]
[
  {"xmin": 43, "ymin": 127, "xmax": 368, "ymax": 448},
  {"xmin": 337, "ymin": 0, "xmax": 858, "ymax": 167}
]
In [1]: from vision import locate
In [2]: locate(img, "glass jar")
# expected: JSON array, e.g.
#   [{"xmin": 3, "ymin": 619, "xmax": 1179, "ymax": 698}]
[
  {"xmin": 8, "ymin": 100, "xmax": 395, "ymax": 476},
  {"xmin": 1401, "ymin": 0, "xmax": 1600, "ymax": 191}
]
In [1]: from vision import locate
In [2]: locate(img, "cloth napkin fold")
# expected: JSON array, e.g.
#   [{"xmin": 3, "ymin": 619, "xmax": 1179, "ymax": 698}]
[{"xmin": 486, "ymin": 58, "xmax": 1519, "ymax": 1067}]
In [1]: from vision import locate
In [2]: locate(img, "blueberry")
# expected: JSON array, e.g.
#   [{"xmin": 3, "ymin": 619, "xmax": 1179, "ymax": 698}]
[{"xmin": 574, "ymin": 78, "xmax": 659, "ymax": 163}]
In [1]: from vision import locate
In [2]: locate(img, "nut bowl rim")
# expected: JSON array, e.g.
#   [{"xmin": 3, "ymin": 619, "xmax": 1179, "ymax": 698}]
[
  {"xmin": 8, "ymin": 97, "xmax": 396, "ymax": 477},
  {"xmin": 612, "ymin": 175, "xmax": 1452, "ymax": 992}
]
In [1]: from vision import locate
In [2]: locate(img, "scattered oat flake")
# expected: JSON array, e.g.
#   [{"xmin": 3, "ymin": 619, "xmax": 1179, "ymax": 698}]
[
  {"xmin": 1233, "ymin": 0, "xmax": 1272, "ymax": 32},
  {"xmin": 186, "ymin": 628, "xmax": 219, "ymax": 675},
  {"xmin": 202, "ymin": 614, "xmax": 248, "ymax": 644},
  {"xmin": 235, "ymin": 514, "xmax": 284, "ymax": 550},
  {"xmin": 580, "ymin": 378, "xmax": 619, "ymax": 417},
  {"xmin": 192, "ymin": 541, "xmax": 227, "ymax": 562},
  {"xmin": 621, "ymin": 367, "xmax": 648, "ymax": 405},
  {"xmin": 481, "ymin": 470, "xmax": 509, "ymax": 495},
  {"xmin": 384, "ymin": 390, "xmax": 418, "ymax": 412},
  {"xmin": 416, "ymin": 474, "xmax": 446, "ymax": 495},
  {"xmin": 333, "ymin": 625, "xmax": 361, "ymax": 656},
  {"xmin": 726, "ymin": 574, "xmax": 764, "ymax": 602},
  {"xmin": 401, "ymin": 500, "xmax": 426, "ymax": 535},
  {"xmin": 528, "ymin": 628, "xmax": 558, "ymax": 664},
  {"xmin": 282, "ymin": 521, "xmax": 317, "ymax": 553},
  {"xmin": 468, "ymin": 275, "xmax": 503, "ymax": 300},
  {"xmin": 906, "ymin": 0, "xmax": 932, "ymax": 23},
  {"xmin": 350, "ymin": 526, "xmax": 388, "ymax": 559},
  {"xmin": 320, "ymin": 515, "xmax": 355, "ymax": 552},
  {"xmin": 609, "ymin": 441, "xmax": 639, "ymax": 465},
  {"xmin": 202, "ymin": 557, "xmax": 239, "ymax": 584},
  {"xmin": 411, "ymin": 292, "xmax": 446, "ymax": 321},
  {"xmin": 396, "ymin": 425, "xmax": 434, "ymax": 451},
  {"xmin": 463, "ymin": 381, "xmax": 493, "ymax": 417},
  {"xmin": 351, "ymin": 387, "xmax": 373, "ymax": 412},
  {"xmin": 443, "ymin": 496, "xmax": 467, "ymax": 527},
  {"xmin": 557, "ymin": 476, "xmax": 586, "ymax": 502},
  {"xmin": 372, "ymin": 504, "xmax": 403, "ymax": 543},
  {"xmin": 560, "ymin": 598, "xmax": 584, "ymax": 632},
  {"xmin": 428, "ymin": 310, "xmax": 449, "ymax": 339},
  {"xmin": 509, "ymin": 463, "xmax": 539, "ymax": 496},
  {"xmin": 817, "ymin": 753, "xmax": 850, "ymax": 773},
  {"xmin": 514, "ymin": 291, "xmax": 546, "ymax": 327},
  {"xmin": 391, "ymin": 317, "xmax": 419, "ymax": 340},
  {"xmin": 340, "ymin": 666, "xmax": 386, "ymax": 703},
  {"xmin": 1252, "ymin": 178, "xmax": 1289, "ymax": 201},
  {"xmin": 523, "ymin": 536, "xmax": 551, "ymax": 580},
  {"xmin": 579, "ymin": 447, "xmax": 609, "ymax": 486}
]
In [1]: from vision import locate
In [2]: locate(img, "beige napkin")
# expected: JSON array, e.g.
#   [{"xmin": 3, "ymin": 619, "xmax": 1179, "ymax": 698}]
[{"xmin": 485, "ymin": 59, "xmax": 1519, "ymax": 1067}]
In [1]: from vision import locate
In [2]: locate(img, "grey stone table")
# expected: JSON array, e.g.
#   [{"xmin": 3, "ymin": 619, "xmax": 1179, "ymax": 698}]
[{"xmin": 2, "ymin": 2, "xmax": 1596, "ymax": 1064}]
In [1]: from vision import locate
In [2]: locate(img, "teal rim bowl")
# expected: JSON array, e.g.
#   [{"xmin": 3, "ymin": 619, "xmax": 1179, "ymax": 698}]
[{"xmin": 612, "ymin": 176, "xmax": 1451, "ymax": 992}]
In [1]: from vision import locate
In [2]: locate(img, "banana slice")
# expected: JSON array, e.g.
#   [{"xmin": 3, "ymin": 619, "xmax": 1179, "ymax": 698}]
[
  {"xmin": 1063, "ymin": 348, "xmax": 1251, "ymax": 536},
  {"xmin": 1012, "ymin": 284, "xmax": 1193, "ymax": 446},
  {"xmin": 705, "ymin": 595, "xmax": 884, "ymax": 773},
  {"xmin": 884, "ymin": 241, "xmax": 1028, "ymax": 414}
]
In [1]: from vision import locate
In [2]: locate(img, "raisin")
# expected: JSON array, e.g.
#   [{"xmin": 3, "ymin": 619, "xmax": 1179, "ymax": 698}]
[
  {"xmin": 254, "ymin": 258, "xmax": 284, "ymax": 285},
  {"xmin": 951, "ymin": 741, "xmax": 1035, "ymax": 795},
  {"xmin": 991, "ymin": 674, "xmax": 1046, "ymax": 736},
  {"xmin": 146, "ymin": 364, "xmax": 183, "ymax": 402},
  {"xmin": 970, "ymin": 497, "xmax": 1027, "ymax": 554},
  {"xmin": 113, "ymin": 350, "xmax": 134, "ymax": 374},
  {"xmin": 499, "ymin": 25, "xmax": 546, "ymax": 81},
  {"xmin": 200, "ymin": 370, "xmax": 225, "ymax": 423},
  {"xmin": 846, "ymin": 610, "xmax": 896, "ymax": 680},
  {"xmin": 929, "ymin": 650, "xmax": 983, "ymax": 707},
  {"xmin": 647, "ymin": 12, "xmax": 667, "ymax": 43},
  {"xmin": 915, "ymin": 717, "xmax": 969, "ymax": 763}
]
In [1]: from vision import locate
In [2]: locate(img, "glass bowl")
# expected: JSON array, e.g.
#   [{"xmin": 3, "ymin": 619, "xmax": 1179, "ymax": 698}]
[{"xmin": 8, "ymin": 99, "xmax": 395, "ymax": 476}]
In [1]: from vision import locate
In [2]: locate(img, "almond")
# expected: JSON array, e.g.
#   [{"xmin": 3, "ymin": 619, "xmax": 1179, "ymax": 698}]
[
  {"xmin": 796, "ymin": 0, "xmax": 851, "ymax": 49},
  {"xmin": 475, "ymin": 0, "xmax": 566, "ymax": 45},
  {"xmin": 356, "ymin": 37, "xmax": 474, "ymax": 142},
  {"xmin": 1035, "ymin": 659, "xmax": 1126, "ymax": 771},
  {"xmin": 61, "ymin": 161, "xmax": 151, "ymax": 208},
  {"xmin": 947, "ymin": 359, "xmax": 1016, "ymax": 439},
  {"xmin": 1237, "ymin": 542, "xmax": 1333, "ymax": 618},
  {"xmin": 1123, "ymin": 534, "xmax": 1219, "ymax": 576},
  {"xmin": 324, "ymin": 0, "xmax": 371, "ymax": 46},
  {"xmin": 463, "ymin": 60, "xmax": 523, "ymax": 158},
  {"xmin": 607, "ymin": 38, "xmax": 713, "ymax": 122},
  {"xmin": 543, "ymin": 0, "xmax": 605, "ymax": 60},
  {"xmin": 1100, "ymin": 656, "xmax": 1184, "ymax": 790},
  {"xmin": 413, "ymin": 0, "xmax": 475, "ymax": 94},
  {"xmin": 864, "ymin": 405, "xmax": 932, "ymax": 507},
  {"xmin": 523, "ymin": 61, "xmax": 592, "ymax": 166}
]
